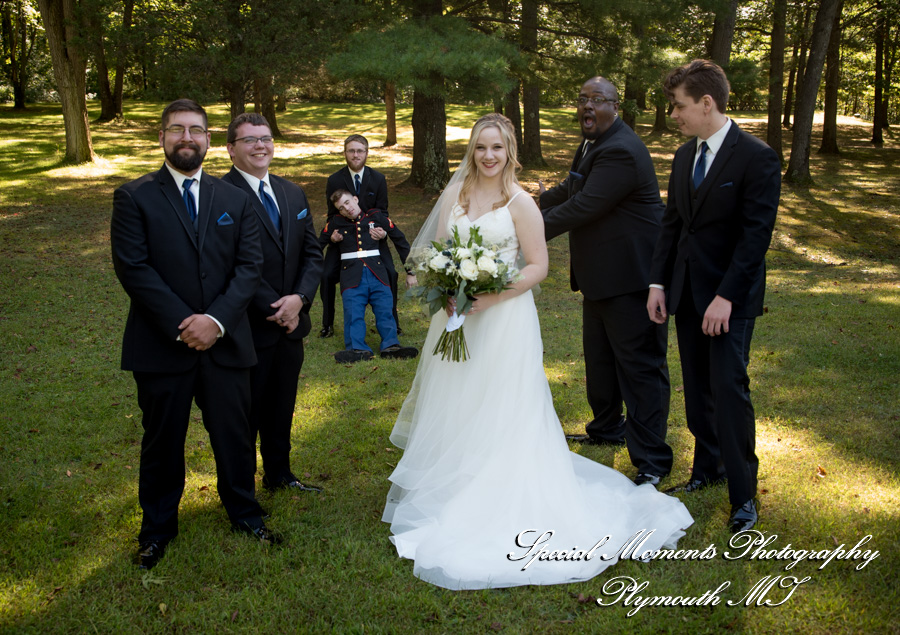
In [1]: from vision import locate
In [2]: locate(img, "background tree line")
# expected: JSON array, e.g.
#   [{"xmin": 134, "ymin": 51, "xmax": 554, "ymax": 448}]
[{"xmin": 2, "ymin": 0, "xmax": 897, "ymax": 187}]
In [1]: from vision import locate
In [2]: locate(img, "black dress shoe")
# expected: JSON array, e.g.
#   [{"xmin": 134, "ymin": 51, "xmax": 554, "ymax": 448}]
[
  {"xmin": 319, "ymin": 326, "xmax": 334, "ymax": 338},
  {"xmin": 634, "ymin": 473, "xmax": 664, "ymax": 487},
  {"xmin": 728, "ymin": 499, "xmax": 759, "ymax": 533},
  {"xmin": 263, "ymin": 476, "xmax": 323, "ymax": 493},
  {"xmin": 233, "ymin": 522, "xmax": 284, "ymax": 545},
  {"xmin": 664, "ymin": 477, "xmax": 727, "ymax": 494},
  {"xmin": 134, "ymin": 540, "xmax": 168, "ymax": 570},
  {"xmin": 380, "ymin": 344, "xmax": 418, "ymax": 359},
  {"xmin": 334, "ymin": 349, "xmax": 374, "ymax": 363},
  {"xmin": 565, "ymin": 434, "xmax": 626, "ymax": 446}
]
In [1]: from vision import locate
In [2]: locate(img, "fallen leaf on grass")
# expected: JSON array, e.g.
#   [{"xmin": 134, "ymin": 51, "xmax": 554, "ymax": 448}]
[
  {"xmin": 231, "ymin": 610, "xmax": 239, "ymax": 622},
  {"xmin": 816, "ymin": 465, "xmax": 827, "ymax": 478},
  {"xmin": 66, "ymin": 470, "xmax": 71, "ymax": 477},
  {"xmin": 159, "ymin": 603, "xmax": 167, "ymax": 616}
]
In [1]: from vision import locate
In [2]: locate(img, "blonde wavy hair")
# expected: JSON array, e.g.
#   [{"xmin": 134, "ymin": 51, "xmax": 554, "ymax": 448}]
[{"xmin": 459, "ymin": 113, "xmax": 522, "ymax": 213}]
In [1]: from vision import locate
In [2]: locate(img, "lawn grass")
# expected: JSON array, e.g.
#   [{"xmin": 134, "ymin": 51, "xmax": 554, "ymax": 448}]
[{"xmin": 0, "ymin": 100, "xmax": 898, "ymax": 633}]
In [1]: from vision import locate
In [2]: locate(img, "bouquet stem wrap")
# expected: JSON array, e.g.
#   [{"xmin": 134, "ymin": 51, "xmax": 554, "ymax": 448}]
[{"xmin": 434, "ymin": 311, "xmax": 468, "ymax": 361}]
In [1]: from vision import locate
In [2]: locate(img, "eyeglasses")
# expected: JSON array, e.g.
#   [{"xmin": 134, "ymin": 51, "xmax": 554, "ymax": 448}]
[
  {"xmin": 345, "ymin": 148, "xmax": 367, "ymax": 155},
  {"xmin": 577, "ymin": 97, "xmax": 618, "ymax": 106},
  {"xmin": 164, "ymin": 124, "xmax": 207, "ymax": 136},
  {"xmin": 234, "ymin": 135, "xmax": 274, "ymax": 145}
]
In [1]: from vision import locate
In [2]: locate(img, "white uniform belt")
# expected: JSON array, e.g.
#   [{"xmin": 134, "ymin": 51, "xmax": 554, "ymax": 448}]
[{"xmin": 341, "ymin": 249, "xmax": 380, "ymax": 260}]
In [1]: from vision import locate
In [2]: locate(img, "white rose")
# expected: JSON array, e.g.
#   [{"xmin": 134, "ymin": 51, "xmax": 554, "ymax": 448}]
[
  {"xmin": 429, "ymin": 254, "xmax": 451, "ymax": 271},
  {"xmin": 480, "ymin": 248, "xmax": 497, "ymax": 259},
  {"xmin": 455, "ymin": 247, "xmax": 473, "ymax": 260},
  {"xmin": 476, "ymin": 255, "xmax": 498, "ymax": 276},
  {"xmin": 459, "ymin": 258, "xmax": 479, "ymax": 280}
]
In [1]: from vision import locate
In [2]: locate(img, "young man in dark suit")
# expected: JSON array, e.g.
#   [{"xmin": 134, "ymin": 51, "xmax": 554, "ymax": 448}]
[
  {"xmin": 221, "ymin": 113, "xmax": 324, "ymax": 494},
  {"xmin": 111, "ymin": 100, "xmax": 278, "ymax": 570},
  {"xmin": 540, "ymin": 76, "xmax": 673, "ymax": 488},
  {"xmin": 648, "ymin": 60, "xmax": 781, "ymax": 533},
  {"xmin": 319, "ymin": 134, "xmax": 399, "ymax": 338}
]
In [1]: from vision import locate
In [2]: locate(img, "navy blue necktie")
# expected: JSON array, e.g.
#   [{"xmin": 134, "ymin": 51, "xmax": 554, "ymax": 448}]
[
  {"xmin": 693, "ymin": 141, "xmax": 709, "ymax": 189},
  {"xmin": 259, "ymin": 181, "xmax": 281, "ymax": 233},
  {"xmin": 354, "ymin": 173, "xmax": 361, "ymax": 195},
  {"xmin": 182, "ymin": 178, "xmax": 197, "ymax": 223}
]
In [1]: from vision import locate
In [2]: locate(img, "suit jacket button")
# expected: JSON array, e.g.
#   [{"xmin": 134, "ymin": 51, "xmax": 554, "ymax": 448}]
[{"xmin": 201, "ymin": 272, "xmax": 207, "ymax": 279}]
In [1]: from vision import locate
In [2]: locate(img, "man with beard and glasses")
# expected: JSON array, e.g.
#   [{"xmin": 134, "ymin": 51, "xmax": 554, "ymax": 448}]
[
  {"xmin": 539, "ymin": 77, "xmax": 674, "ymax": 488},
  {"xmin": 111, "ymin": 99, "xmax": 279, "ymax": 571}
]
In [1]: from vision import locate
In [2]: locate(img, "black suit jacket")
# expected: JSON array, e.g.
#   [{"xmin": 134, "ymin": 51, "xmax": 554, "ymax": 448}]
[
  {"xmin": 325, "ymin": 166, "xmax": 389, "ymax": 218},
  {"xmin": 649, "ymin": 122, "xmax": 780, "ymax": 318},
  {"xmin": 111, "ymin": 165, "xmax": 262, "ymax": 372},
  {"xmin": 221, "ymin": 168, "xmax": 324, "ymax": 342},
  {"xmin": 540, "ymin": 117, "xmax": 664, "ymax": 301},
  {"xmin": 319, "ymin": 210, "xmax": 409, "ymax": 292}
]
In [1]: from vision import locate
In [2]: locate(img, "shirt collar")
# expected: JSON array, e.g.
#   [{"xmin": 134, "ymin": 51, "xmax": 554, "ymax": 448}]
[
  {"xmin": 698, "ymin": 118, "xmax": 732, "ymax": 157},
  {"xmin": 165, "ymin": 162, "xmax": 203, "ymax": 190},
  {"xmin": 233, "ymin": 166, "xmax": 270, "ymax": 194}
]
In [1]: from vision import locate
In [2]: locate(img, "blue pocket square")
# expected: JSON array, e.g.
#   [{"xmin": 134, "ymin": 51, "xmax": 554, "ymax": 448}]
[
  {"xmin": 217, "ymin": 213, "xmax": 234, "ymax": 226},
  {"xmin": 297, "ymin": 208, "xmax": 308, "ymax": 220},
  {"xmin": 719, "ymin": 182, "xmax": 734, "ymax": 188},
  {"xmin": 569, "ymin": 171, "xmax": 584, "ymax": 181}
]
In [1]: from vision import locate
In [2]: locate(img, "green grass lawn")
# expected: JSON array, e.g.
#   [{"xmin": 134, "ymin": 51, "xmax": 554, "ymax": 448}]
[{"xmin": 1, "ymin": 100, "xmax": 898, "ymax": 633}]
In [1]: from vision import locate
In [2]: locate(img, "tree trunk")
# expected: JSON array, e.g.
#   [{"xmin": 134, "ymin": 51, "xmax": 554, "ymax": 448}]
[
  {"xmin": 408, "ymin": 88, "xmax": 448, "ymax": 194},
  {"xmin": 519, "ymin": 0, "xmax": 544, "ymax": 167},
  {"xmin": 783, "ymin": 43, "xmax": 798, "ymax": 128},
  {"xmin": 384, "ymin": 81, "xmax": 397, "ymax": 146},
  {"xmin": 36, "ymin": 0, "xmax": 95, "ymax": 163},
  {"xmin": 709, "ymin": 0, "xmax": 739, "ymax": 68},
  {"xmin": 112, "ymin": 0, "xmax": 134, "ymax": 119},
  {"xmin": 819, "ymin": 0, "xmax": 844, "ymax": 155},
  {"xmin": 767, "ymin": 0, "xmax": 786, "ymax": 159},
  {"xmin": 652, "ymin": 102, "xmax": 668, "ymax": 134},
  {"xmin": 257, "ymin": 77, "xmax": 281, "ymax": 137},
  {"xmin": 785, "ymin": 0, "xmax": 842, "ymax": 185},
  {"xmin": 621, "ymin": 75, "xmax": 639, "ymax": 130},
  {"xmin": 2, "ymin": 0, "xmax": 36, "ymax": 110},
  {"xmin": 226, "ymin": 80, "xmax": 245, "ymax": 120},
  {"xmin": 90, "ymin": 13, "xmax": 116, "ymax": 123},
  {"xmin": 504, "ymin": 81, "xmax": 523, "ymax": 161},
  {"xmin": 871, "ymin": 0, "xmax": 885, "ymax": 145}
]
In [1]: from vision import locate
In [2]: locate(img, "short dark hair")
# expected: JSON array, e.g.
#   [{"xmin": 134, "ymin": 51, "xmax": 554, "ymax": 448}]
[
  {"xmin": 161, "ymin": 98, "xmax": 208, "ymax": 130},
  {"xmin": 343, "ymin": 134, "xmax": 368, "ymax": 151},
  {"xmin": 330, "ymin": 188, "xmax": 354, "ymax": 205},
  {"xmin": 663, "ymin": 59, "xmax": 730, "ymax": 114},
  {"xmin": 227, "ymin": 112, "xmax": 271, "ymax": 144}
]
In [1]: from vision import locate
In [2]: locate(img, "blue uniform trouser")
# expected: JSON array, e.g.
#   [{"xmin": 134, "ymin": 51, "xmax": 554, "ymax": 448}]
[{"xmin": 341, "ymin": 267, "xmax": 400, "ymax": 353}]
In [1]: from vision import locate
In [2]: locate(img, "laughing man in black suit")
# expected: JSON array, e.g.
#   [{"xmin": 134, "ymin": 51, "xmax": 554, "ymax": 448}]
[
  {"xmin": 221, "ymin": 113, "xmax": 324, "ymax": 495},
  {"xmin": 648, "ymin": 60, "xmax": 780, "ymax": 533},
  {"xmin": 540, "ymin": 77, "xmax": 674, "ymax": 488}
]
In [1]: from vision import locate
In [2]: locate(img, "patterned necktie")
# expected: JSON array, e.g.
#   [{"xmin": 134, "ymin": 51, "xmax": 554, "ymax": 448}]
[
  {"xmin": 182, "ymin": 178, "xmax": 197, "ymax": 223},
  {"xmin": 354, "ymin": 173, "xmax": 361, "ymax": 195},
  {"xmin": 693, "ymin": 141, "xmax": 709, "ymax": 189},
  {"xmin": 259, "ymin": 180, "xmax": 281, "ymax": 233}
]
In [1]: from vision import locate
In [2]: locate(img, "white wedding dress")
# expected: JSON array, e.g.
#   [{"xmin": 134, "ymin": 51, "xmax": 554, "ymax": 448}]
[{"xmin": 383, "ymin": 193, "xmax": 693, "ymax": 589}]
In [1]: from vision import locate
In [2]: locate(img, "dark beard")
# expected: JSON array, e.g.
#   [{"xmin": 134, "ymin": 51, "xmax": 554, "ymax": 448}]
[{"xmin": 166, "ymin": 143, "xmax": 206, "ymax": 173}]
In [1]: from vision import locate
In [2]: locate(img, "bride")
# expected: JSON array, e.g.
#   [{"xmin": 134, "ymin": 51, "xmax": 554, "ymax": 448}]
[{"xmin": 383, "ymin": 114, "xmax": 693, "ymax": 590}]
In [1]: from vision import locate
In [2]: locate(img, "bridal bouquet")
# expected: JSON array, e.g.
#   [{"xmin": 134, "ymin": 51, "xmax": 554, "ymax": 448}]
[{"xmin": 408, "ymin": 226, "xmax": 518, "ymax": 362}]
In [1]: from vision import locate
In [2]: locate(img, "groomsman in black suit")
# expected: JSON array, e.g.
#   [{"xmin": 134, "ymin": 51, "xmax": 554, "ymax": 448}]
[
  {"xmin": 111, "ymin": 99, "xmax": 278, "ymax": 570},
  {"xmin": 540, "ymin": 77, "xmax": 673, "ymax": 487},
  {"xmin": 648, "ymin": 60, "xmax": 780, "ymax": 532},
  {"xmin": 319, "ymin": 134, "xmax": 397, "ymax": 338},
  {"xmin": 221, "ymin": 113, "xmax": 324, "ymax": 494}
]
